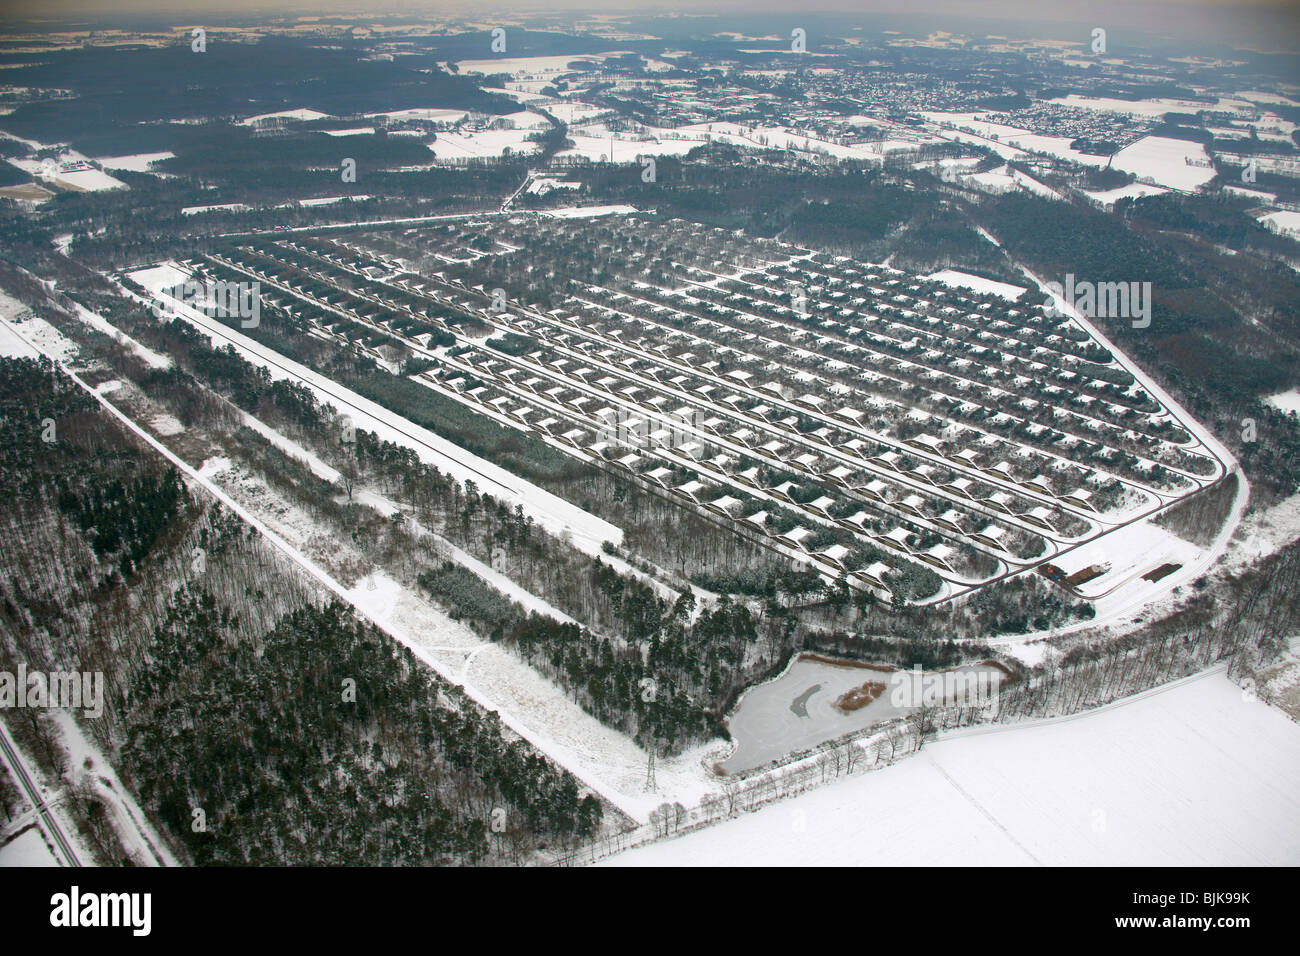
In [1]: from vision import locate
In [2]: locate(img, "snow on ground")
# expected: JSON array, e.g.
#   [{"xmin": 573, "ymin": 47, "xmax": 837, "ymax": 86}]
[
  {"xmin": 365, "ymin": 107, "xmax": 468, "ymax": 123},
  {"xmin": 924, "ymin": 269, "xmax": 1026, "ymax": 300},
  {"xmin": 1083, "ymin": 181, "xmax": 1168, "ymax": 207},
  {"xmin": 603, "ymin": 670, "xmax": 1300, "ymax": 865},
  {"xmin": 541, "ymin": 204, "xmax": 639, "ymax": 219},
  {"xmin": 1109, "ymin": 136, "xmax": 1217, "ymax": 191},
  {"xmin": 0, "ymin": 827, "xmax": 57, "ymax": 866},
  {"xmin": 321, "ymin": 127, "xmax": 375, "ymax": 137},
  {"xmin": 543, "ymin": 101, "xmax": 608, "ymax": 124},
  {"xmin": 1265, "ymin": 387, "xmax": 1300, "ymax": 415},
  {"xmin": 527, "ymin": 177, "xmax": 580, "ymax": 195},
  {"xmin": 43, "ymin": 709, "xmax": 180, "ymax": 866},
  {"xmin": 0, "ymin": 322, "xmax": 683, "ymax": 833},
  {"xmin": 7, "ymin": 153, "xmax": 127, "ymax": 192},
  {"xmin": 1009, "ymin": 167, "xmax": 1062, "ymax": 200},
  {"xmin": 237, "ymin": 108, "xmax": 332, "ymax": 126},
  {"xmin": 198, "ymin": 454, "xmax": 717, "ymax": 822},
  {"xmin": 427, "ymin": 128, "xmax": 539, "ymax": 160},
  {"xmin": 0, "ymin": 313, "xmax": 79, "ymax": 363},
  {"xmin": 238, "ymin": 408, "xmax": 576, "ymax": 624},
  {"xmin": 0, "ymin": 309, "xmax": 39, "ymax": 359},
  {"xmin": 1046, "ymin": 95, "xmax": 1210, "ymax": 119},
  {"xmin": 149, "ymin": 412, "xmax": 185, "ymax": 435},
  {"xmin": 93, "ymin": 151, "xmax": 175, "ymax": 171},
  {"xmin": 556, "ymin": 131, "xmax": 702, "ymax": 162},
  {"xmin": 67, "ymin": 300, "xmax": 172, "ymax": 368},
  {"xmin": 923, "ymin": 111, "xmax": 1110, "ymax": 167},
  {"xmin": 665, "ymin": 121, "xmax": 914, "ymax": 163},
  {"xmin": 181, "ymin": 202, "xmax": 249, "ymax": 216},
  {"xmin": 1060, "ymin": 517, "xmax": 1203, "ymax": 607},
  {"xmin": 1227, "ymin": 485, "xmax": 1300, "ymax": 570},
  {"xmin": 124, "ymin": 264, "xmax": 623, "ymax": 555},
  {"xmin": 454, "ymin": 53, "xmax": 630, "ymax": 76},
  {"xmin": 1256, "ymin": 210, "xmax": 1300, "ymax": 237},
  {"xmin": 298, "ymin": 195, "xmax": 371, "ymax": 206},
  {"xmin": 1237, "ymin": 90, "xmax": 1300, "ymax": 108}
]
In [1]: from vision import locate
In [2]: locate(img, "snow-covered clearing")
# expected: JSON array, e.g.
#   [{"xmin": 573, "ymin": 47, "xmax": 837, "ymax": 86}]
[
  {"xmin": 603, "ymin": 670, "xmax": 1300, "ymax": 865},
  {"xmin": 1046, "ymin": 95, "xmax": 1211, "ymax": 119},
  {"xmin": 540, "ymin": 204, "xmax": 639, "ymax": 219},
  {"xmin": 426, "ymin": 128, "xmax": 539, "ymax": 160},
  {"xmin": 298, "ymin": 195, "xmax": 371, "ymax": 206},
  {"xmin": 1109, "ymin": 136, "xmax": 1217, "ymax": 191},
  {"xmin": 1083, "ymin": 182, "xmax": 1169, "ymax": 207},
  {"xmin": 1256, "ymin": 210, "xmax": 1300, "ymax": 237},
  {"xmin": 93, "ymin": 151, "xmax": 175, "ymax": 172},
  {"xmin": 455, "ymin": 53, "xmax": 632, "ymax": 76},
  {"xmin": 923, "ymin": 111, "xmax": 1110, "ymax": 167},
  {"xmin": 364, "ymin": 107, "xmax": 468, "ymax": 123},
  {"xmin": 7, "ymin": 152, "xmax": 127, "ymax": 192},
  {"xmin": 0, "ymin": 312, "xmax": 79, "ymax": 363},
  {"xmin": 181, "ymin": 202, "xmax": 249, "ymax": 216},
  {"xmin": 237, "ymin": 108, "xmax": 332, "ymax": 126},
  {"xmin": 1265, "ymin": 387, "xmax": 1300, "ymax": 415},
  {"xmin": 924, "ymin": 269, "xmax": 1026, "ymax": 300},
  {"xmin": 0, "ymin": 316, "xmax": 39, "ymax": 359}
]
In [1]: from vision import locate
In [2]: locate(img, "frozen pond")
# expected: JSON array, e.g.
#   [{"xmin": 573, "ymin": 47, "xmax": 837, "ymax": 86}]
[{"xmin": 719, "ymin": 655, "xmax": 1006, "ymax": 774}]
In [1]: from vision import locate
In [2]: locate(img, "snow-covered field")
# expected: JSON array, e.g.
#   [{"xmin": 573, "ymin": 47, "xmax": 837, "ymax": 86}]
[
  {"xmin": 1057, "ymin": 516, "xmax": 1204, "ymax": 605},
  {"xmin": 541, "ymin": 204, "xmax": 639, "ymax": 218},
  {"xmin": 1257, "ymin": 210, "xmax": 1300, "ymax": 237},
  {"xmin": 0, "ymin": 827, "xmax": 57, "ymax": 866},
  {"xmin": 1265, "ymin": 387, "xmax": 1300, "ymax": 415},
  {"xmin": 1083, "ymin": 181, "xmax": 1169, "ymax": 207},
  {"xmin": 427, "ymin": 128, "xmax": 539, "ymax": 160},
  {"xmin": 237, "ymin": 108, "xmax": 332, "ymax": 126},
  {"xmin": 603, "ymin": 671, "xmax": 1300, "ymax": 866},
  {"xmin": 924, "ymin": 113, "xmax": 1215, "ymax": 192},
  {"xmin": 1046, "ymin": 94, "xmax": 1212, "ymax": 119},
  {"xmin": 924, "ymin": 269, "xmax": 1026, "ymax": 300},
  {"xmin": 365, "ymin": 107, "xmax": 468, "ymax": 123},
  {"xmin": 7, "ymin": 152, "xmax": 127, "ymax": 192},
  {"xmin": 93, "ymin": 151, "xmax": 175, "ymax": 172},
  {"xmin": 455, "ymin": 53, "xmax": 629, "ymax": 76},
  {"xmin": 1110, "ymin": 136, "xmax": 1217, "ymax": 191}
]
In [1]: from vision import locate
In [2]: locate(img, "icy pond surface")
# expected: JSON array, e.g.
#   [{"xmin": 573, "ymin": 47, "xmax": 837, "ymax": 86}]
[{"xmin": 719, "ymin": 655, "xmax": 1006, "ymax": 774}]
